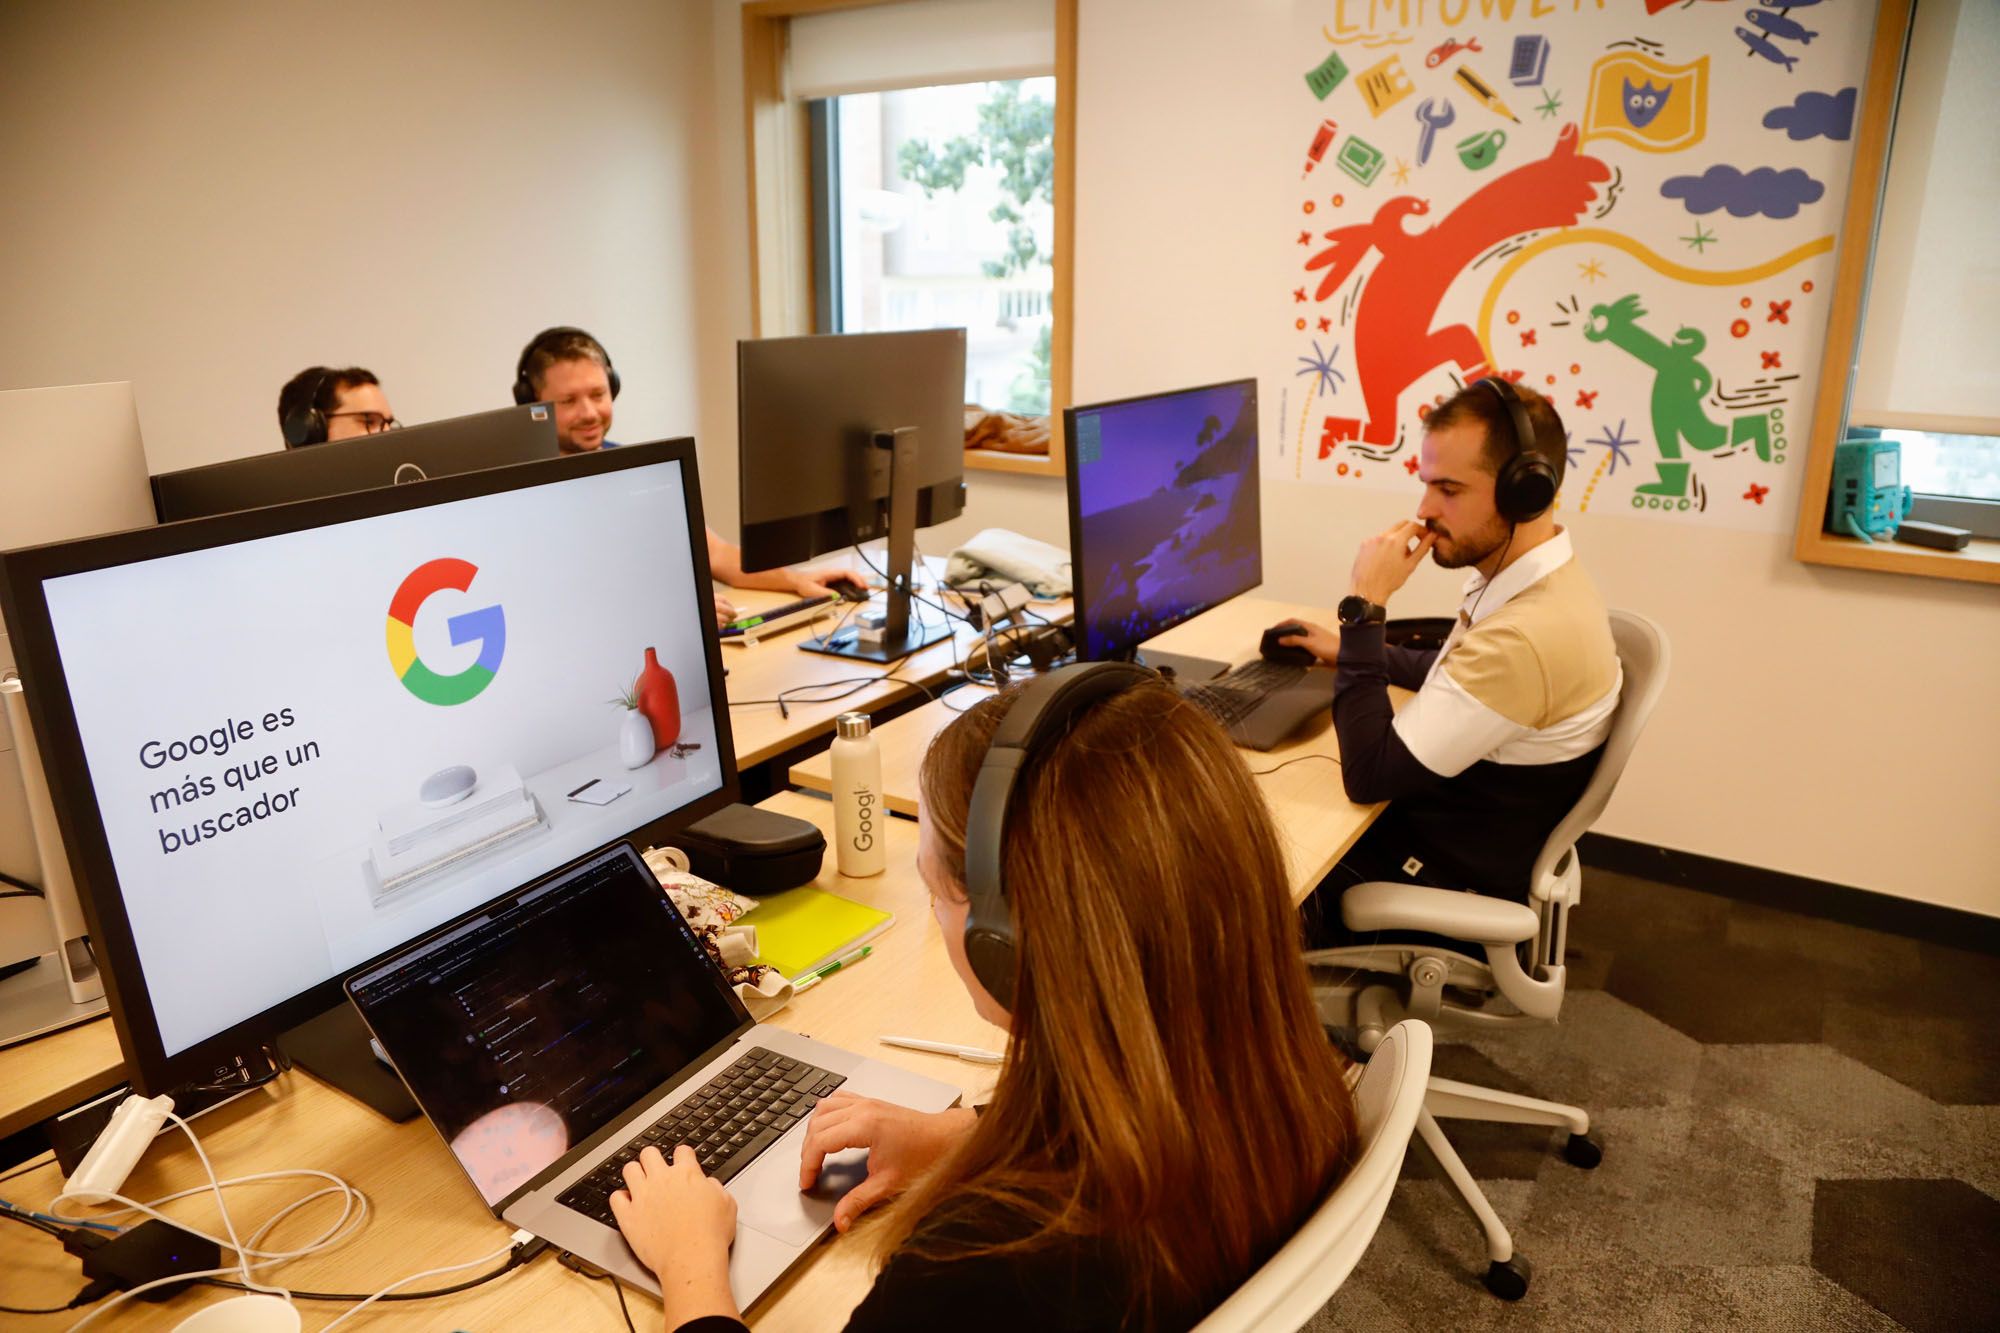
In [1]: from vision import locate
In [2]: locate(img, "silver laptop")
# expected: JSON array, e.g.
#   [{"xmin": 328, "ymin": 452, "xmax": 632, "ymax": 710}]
[{"xmin": 345, "ymin": 840, "xmax": 961, "ymax": 1307}]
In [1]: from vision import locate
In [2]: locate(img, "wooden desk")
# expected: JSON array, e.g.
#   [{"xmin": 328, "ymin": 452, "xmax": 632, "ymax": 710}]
[
  {"xmin": 723, "ymin": 571, "xmax": 1070, "ymax": 770},
  {"xmin": 792, "ymin": 596, "xmax": 1394, "ymax": 901},
  {"xmin": 0, "ymin": 1015, "xmax": 123, "ymax": 1141},
  {"xmin": 0, "ymin": 792, "xmax": 1000, "ymax": 1331}
]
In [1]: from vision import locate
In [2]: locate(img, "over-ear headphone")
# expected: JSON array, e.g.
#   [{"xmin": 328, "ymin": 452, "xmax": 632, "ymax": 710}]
[
  {"xmin": 960, "ymin": 660, "xmax": 1155, "ymax": 1009},
  {"xmin": 1477, "ymin": 377, "xmax": 1559, "ymax": 523},
  {"xmin": 513, "ymin": 327, "xmax": 621, "ymax": 405},
  {"xmin": 281, "ymin": 368, "xmax": 332, "ymax": 448}
]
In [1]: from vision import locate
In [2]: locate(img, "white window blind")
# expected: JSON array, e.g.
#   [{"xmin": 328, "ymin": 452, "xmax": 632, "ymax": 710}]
[
  {"xmin": 1848, "ymin": 0, "xmax": 2000, "ymax": 435},
  {"xmin": 789, "ymin": 0, "xmax": 1053, "ymax": 101}
]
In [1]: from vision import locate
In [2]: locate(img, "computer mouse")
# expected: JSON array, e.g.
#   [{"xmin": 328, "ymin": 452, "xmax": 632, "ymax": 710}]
[
  {"xmin": 419, "ymin": 764, "xmax": 478, "ymax": 807},
  {"xmin": 1259, "ymin": 623, "xmax": 1316, "ymax": 667},
  {"xmin": 836, "ymin": 583, "xmax": 871, "ymax": 603}
]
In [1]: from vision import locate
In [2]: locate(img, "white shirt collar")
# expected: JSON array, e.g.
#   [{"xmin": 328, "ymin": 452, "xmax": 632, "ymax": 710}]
[{"xmin": 1457, "ymin": 528, "xmax": 1574, "ymax": 626}]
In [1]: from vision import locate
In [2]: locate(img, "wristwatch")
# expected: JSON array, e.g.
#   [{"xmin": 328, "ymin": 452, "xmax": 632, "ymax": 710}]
[{"xmin": 1337, "ymin": 595, "xmax": 1387, "ymax": 628}]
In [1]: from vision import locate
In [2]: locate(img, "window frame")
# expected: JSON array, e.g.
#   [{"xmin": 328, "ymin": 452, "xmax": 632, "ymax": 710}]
[
  {"xmin": 741, "ymin": 0, "xmax": 1076, "ymax": 479},
  {"xmin": 1792, "ymin": 0, "xmax": 2000, "ymax": 582}
]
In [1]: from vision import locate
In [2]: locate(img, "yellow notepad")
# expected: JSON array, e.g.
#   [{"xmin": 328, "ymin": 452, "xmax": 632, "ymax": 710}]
[{"xmin": 745, "ymin": 885, "xmax": 894, "ymax": 977}]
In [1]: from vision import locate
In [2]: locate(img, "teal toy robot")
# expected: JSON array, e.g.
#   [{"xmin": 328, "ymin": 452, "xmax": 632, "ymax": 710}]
[{"xmin": 1826, "ymin": 438, "xmax": 1912, "ymax": 543}]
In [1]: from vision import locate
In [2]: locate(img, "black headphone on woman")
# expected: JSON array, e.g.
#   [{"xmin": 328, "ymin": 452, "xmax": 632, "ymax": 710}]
[
  {"xmin": 1478, "ymin": 377, "xmax": 1560, "ymax": 523},
  {"xmin": 961, "ymin": 660, "xmax": 1156, "ymax": 1009},
  {"xmin": 512, "ymin": 327, "xmax": 621, "ymax": 405}
]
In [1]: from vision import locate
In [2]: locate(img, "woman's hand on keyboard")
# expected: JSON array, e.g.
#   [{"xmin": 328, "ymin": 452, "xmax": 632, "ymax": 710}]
[
  {"xmin": 798, "ymin": 1093, "xmax": 979, "ymax": 1233},
  {"xmin": 611, "ymin": 1144, "xmax": 740, "ymax": 1325}
]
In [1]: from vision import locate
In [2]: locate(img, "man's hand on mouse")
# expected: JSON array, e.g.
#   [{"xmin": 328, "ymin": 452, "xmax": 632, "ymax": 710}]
[
  {"xmin": 790, "ymin": 567, "xmax": 869, "ymax": 602},
  {"xmin": 1349, "ymin": 518, "xmax": 1437, "ymax": 606},
  {"xmin": 1277, "ymin": 621, "xmax": 1340, "ymax": 667},
  {"xmin": 797, "ymin": 1094, "xmax": 978, "ymax": 1233}
]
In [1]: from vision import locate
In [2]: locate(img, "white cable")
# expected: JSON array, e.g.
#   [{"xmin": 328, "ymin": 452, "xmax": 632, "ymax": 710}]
[
  {"xmin": 50, "ymin": 1167, "xmax": 368, "ymax": 1263},
  {"xmin": 313, "ymin": 1241, "xmax": 515, "ymax": 1331}
]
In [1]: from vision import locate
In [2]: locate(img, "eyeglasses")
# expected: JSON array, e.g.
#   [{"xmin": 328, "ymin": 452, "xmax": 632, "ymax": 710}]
[{"xmin": 325, "ymin": 411, "xmax": 400, "ymax": 434}]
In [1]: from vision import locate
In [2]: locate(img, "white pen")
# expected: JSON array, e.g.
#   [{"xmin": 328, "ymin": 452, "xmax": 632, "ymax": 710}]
[{"xmin": 878, "ymin": 1035, "xmax": 1005, "ymax": 1065}]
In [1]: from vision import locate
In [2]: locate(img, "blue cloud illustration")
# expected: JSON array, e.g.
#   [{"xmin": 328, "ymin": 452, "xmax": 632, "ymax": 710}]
[
  {"xmin": 1660, "ymin": 165, "xmax": 1826, "ymax": 220},
  {"xmin": 1763, "ymin": 88, "xmax": 1857, "ymax": 142}
]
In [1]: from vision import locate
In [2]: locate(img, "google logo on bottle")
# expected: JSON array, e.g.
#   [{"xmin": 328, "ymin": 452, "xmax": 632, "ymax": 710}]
[{"xmin": 386, "ymin": 558, "xmax": 506, "ymax": 706}]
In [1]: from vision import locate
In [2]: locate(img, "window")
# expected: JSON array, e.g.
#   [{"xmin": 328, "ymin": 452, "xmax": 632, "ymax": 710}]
[
  {"xmin": 815, "ymin": 78, "xmax": 1056, "ymax": 417},
  {"xmin": 1885, "ymin": 430, "xmax": 2000, "ymax": 538},
  {"xmin": 741, "ymin": 0, "xmax": 1075, "ymax": 477}
]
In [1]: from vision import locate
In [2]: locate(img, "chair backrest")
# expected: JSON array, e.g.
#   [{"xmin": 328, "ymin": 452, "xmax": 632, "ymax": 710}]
[
  {"xmin": 1191, "ymin": 1021, "xmax": 1434, "ymax": 1333},
  {"xmin": 1528, "ymin": 608, "xmax": 1671, "ymax": 894}
]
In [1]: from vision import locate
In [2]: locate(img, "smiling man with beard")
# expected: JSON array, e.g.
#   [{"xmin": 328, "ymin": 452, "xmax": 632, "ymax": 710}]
[{"xmin": 1280, "ymin": 380, "xmax": 1622, "ymax": 932}]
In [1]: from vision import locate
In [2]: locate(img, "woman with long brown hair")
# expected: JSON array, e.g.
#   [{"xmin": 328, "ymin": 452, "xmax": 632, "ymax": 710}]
[{"xmin": 613, "ymin": 667, "xmax": 1359, "ymax": 1331}]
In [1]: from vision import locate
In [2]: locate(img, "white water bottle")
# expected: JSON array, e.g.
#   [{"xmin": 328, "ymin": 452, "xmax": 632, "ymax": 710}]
[{"xmin": 831, "ymin": 711, "xmax": 885, "ymax": 877}]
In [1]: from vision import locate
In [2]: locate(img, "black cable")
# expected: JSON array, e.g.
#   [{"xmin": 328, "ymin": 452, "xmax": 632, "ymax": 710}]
[
  {"xmin": 186, "ymin": 1045, "xmax": 291, "ymax": 1095},
  {"xmin": 0, "ymin": 888, "xmax": 45, "ymax": 900},
  {"xmin": 850, "ymin": 544, "xmax": 971, "ymax": 630},
  {"xmin": 0, "ymin": 1152, "xmax": 56, "ymax": 1185},
  {"xmin": 0, "ymin": 1295, "xmax": 89, "ymax": 1315},
  {"xmin": 0, "ymin": 868, "xmax": 42, "ymax": 895},
  {"xmin": 201, "ymin": 1240, "xmax": 542, "ymax": 1303},
  {"xmin": 559, "ymin": 1252, "xmax": 639, "ymax": 1333},
  {"xmin": 1250, "ymin": 753, "xmax": 1342, "ymax": 777}
]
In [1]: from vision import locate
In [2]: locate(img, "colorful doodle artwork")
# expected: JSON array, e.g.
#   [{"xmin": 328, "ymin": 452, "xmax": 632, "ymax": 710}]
[{"xmin": 1283, "ymin": 2, "xmax": 1871, "ymax": 528}]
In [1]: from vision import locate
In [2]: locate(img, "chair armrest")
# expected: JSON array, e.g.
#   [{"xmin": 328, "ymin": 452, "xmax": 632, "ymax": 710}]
[{"xmin": 1340, "ymin": 882, "xmax": 1540, "ymax": 944}]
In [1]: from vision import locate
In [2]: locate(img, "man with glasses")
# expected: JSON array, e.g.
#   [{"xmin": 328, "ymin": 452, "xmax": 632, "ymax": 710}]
[{"xmin": 277, "ymin": 365, "xmax": 397, "ymax": 447}]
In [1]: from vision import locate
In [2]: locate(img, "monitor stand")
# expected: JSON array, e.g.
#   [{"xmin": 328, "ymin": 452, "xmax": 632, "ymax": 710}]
[
  {"xmin": 0, "ymin": 951, "xmax": 108, "ymax": 1047},
  {"xmin": 278, "ymin": 1002, "xmax": 419, "ymax": 1122},
  {"xmin": 801, "ymin": 426, "xmax": 956, "ymax": 665},
  {"xmin": 1133, "ymin": 648, "xmax": 1229, "ymax": 684}
]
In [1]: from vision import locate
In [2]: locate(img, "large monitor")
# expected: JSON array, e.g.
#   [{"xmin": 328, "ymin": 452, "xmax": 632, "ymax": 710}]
[
  {"xmin": 150, "ymin": 403, "xmax": 559, "ymax": 522},
  {"xmin": 0, "ymin": 440, "xmax": 736, "ymax": 1099},
  {"xmin": 1063, "ymin": 379, "xmax": 1262, "ymax": 682},
  {"xmin": 737, "ymin": 330, "xmax": 967, "ymax": 662},
  {"xmin": 1, "ymin": 380, "xmax": 155, "ymax": 1042}
]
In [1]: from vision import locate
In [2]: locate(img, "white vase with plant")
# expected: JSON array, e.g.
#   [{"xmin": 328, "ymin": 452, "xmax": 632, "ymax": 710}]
[{"xmin": 611, "ymin": 679, "xmax": 654, "ymax": 769}]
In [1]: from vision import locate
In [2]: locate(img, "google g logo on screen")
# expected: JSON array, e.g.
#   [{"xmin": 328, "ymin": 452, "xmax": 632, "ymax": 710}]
[{"xmin": 386, "ymin": 558, "xmax": 506, "ymax": 706}]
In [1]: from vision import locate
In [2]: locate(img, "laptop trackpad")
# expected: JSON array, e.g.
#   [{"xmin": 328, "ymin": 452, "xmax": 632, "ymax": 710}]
[{"xmin": 732, "ymin": 1132, "xmax": 868, "ymax": 1247}]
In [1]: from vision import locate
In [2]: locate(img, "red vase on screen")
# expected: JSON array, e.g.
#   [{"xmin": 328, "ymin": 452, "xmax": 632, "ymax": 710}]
[{"xmin": 635, "ymin": 648, "xmax": 681, "ymax": 751}]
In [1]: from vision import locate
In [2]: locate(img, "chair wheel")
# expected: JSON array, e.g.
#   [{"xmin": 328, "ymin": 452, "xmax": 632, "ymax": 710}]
[
  {"xmin": 1562, "ymin": 1131, "xmax": 1603, "ymax": 1169},
  {"xmin": 1483, "ymin": 1254, "xmax": 1531, "ymax": 1301}
]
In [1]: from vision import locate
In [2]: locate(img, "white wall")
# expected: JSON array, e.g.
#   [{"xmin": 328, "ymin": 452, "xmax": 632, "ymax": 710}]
[
  {"xmin": 709, "ymin": 0, "xmax": 2000, "ymax": 917},
  {"xmin": 0, "ymin": 0, "xmax": 721, "ymax": 499},
  {"xmin": 9, "ymin": 0, "xmax": 1992, "ymax": 916}
]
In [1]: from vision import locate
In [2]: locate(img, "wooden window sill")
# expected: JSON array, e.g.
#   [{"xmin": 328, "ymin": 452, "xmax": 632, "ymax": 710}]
[
  {"xmin": 964, "ymin": 447, "xmax": 1064, "ymax": 477},
  {"xmin": 1794, "ymin": 529, "xmax": 2000, "ymax": 584}
]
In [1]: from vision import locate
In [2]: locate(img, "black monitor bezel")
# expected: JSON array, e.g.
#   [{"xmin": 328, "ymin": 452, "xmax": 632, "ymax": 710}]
[
  {"xmin": 1062, "ymin": 377, "xmax": 1263, "ymax": 663},
  {"xmin": 149, "ymin": 403, "xmax": 560, "ymax": 524},
  {"xmin": 0, "ymin": 439, "xmax": 740, "ymax": 1095}
]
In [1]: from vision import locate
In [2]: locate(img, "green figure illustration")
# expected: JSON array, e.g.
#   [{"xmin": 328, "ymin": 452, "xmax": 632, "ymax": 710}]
[{"xmin": 1582, "ymin": 294, "xmax": 1770, "ymax": 497}]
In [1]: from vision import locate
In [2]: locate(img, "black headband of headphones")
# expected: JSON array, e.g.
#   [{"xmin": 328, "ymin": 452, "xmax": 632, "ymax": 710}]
[
  {"xmin": 281, "ymin": 368, "xmax": 334, "ymax": 448},
  {"xmin": 513, "ymin": 327, "xmax": 620, "ymax": 405},
  {"xmin": 960, "ymin": 660, "xmax": 1156, "ymax": 1010},
  {"xmin": 1476, "ymin": 377, "xmax": 1559, "ymax": 523}
]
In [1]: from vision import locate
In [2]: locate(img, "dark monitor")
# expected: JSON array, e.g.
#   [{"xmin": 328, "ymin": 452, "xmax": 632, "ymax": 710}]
[
  {"xmin": 1063, "ymin": 379, "xmax": 1261, "ymax": 682},
  {"xmin": 737, "ymin": 331, "xmax": 967, "ymax": 662},
  {"xmin": 0, "ymin": 440, "xmax": 736, "ymax": 1103},
  {"xmin": 150, "ymin": 404, "xmax": 559, "ymax": 522}
]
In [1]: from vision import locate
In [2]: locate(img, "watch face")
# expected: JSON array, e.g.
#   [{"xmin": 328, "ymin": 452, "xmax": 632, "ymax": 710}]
[{"xmin": 1338, "ymin": 595, "xmax": 1378, "ymax": 626}]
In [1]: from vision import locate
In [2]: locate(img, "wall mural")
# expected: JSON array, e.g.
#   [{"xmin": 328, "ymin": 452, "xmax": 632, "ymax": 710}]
[{"xmin": 1282, "ymin": 0, "xmax": 1875, "ymax": 527}]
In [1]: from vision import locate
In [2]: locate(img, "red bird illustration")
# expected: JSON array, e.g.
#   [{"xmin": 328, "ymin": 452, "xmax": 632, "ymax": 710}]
[{"xmin": 1306, "ymin": 123, "xmax": 1611, "ymax": 447}]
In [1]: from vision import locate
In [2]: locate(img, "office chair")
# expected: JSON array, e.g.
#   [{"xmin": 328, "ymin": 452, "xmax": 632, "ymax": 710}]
[
  {"xmin": 1304, "ymin": 608, "xmax": 1669, "ymax": 1300},
  {"xmin": 1192, "ymin": 1020, "xmax": 1433, "ymax": 1333}
]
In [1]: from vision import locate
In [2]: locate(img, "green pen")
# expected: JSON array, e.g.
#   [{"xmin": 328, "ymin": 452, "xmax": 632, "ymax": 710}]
[{"xmin": 793, "ymin": 945, "xmax": 872, "ymax": 991}]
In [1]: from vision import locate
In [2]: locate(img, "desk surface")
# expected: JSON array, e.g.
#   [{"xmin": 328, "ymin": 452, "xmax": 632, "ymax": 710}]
[
  {"xmin": 0, "ymin": 791, "xmax": 998, "ymax": 1331},
  {"xmin": 723, "ymin": 571, "xmax": 1071, "ymax": 770},
  {"xmin": 792, "ymin": 595, "xmax": 1393, "ymax": 901}
]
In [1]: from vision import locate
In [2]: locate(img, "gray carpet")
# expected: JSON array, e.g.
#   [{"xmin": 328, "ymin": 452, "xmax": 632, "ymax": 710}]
[{"xmin": 1307, "ymin": 868, "xmax": 2000, "ymax": 1333}]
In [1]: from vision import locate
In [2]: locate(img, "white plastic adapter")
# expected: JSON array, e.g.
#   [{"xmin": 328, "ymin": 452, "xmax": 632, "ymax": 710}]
[{"xmin": 65, "ymin": 1092, "xmax": 174, "ymax": 1203}]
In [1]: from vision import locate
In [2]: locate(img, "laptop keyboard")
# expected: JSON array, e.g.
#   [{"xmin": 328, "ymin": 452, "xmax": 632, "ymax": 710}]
[{"xmin": 558, "ymin": 1048, "xmax": 845, "ymax": 1224}]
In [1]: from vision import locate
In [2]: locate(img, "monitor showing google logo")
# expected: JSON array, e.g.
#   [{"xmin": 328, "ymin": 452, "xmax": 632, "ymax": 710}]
[{"xmin": 385, "ymin": 557, "xmax": 506, "ymax": 705}]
